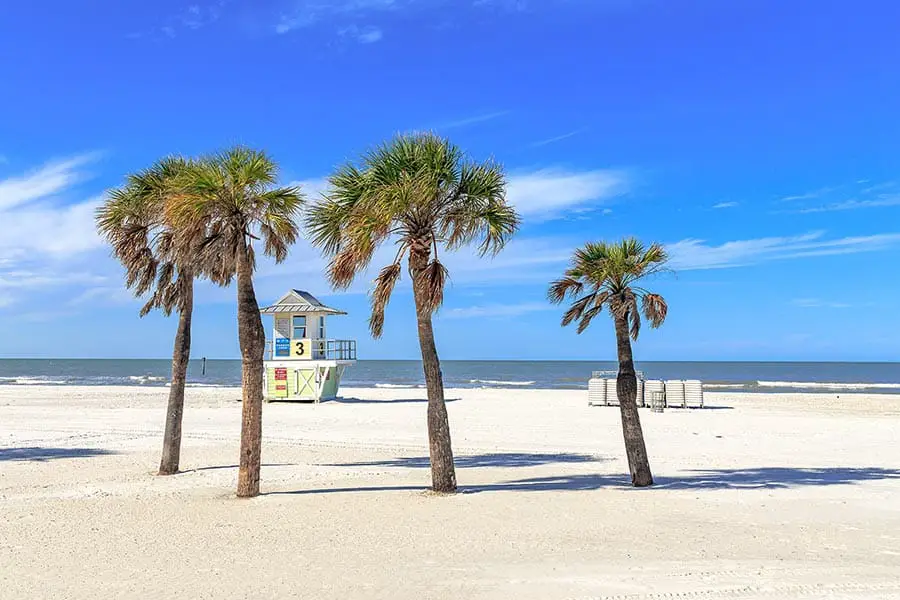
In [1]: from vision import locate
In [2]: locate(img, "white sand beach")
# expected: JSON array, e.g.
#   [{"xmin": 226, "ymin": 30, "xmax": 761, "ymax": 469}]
[{"xmin": 1, "ymin": 385, "xmax": 899, "ymax": 599}]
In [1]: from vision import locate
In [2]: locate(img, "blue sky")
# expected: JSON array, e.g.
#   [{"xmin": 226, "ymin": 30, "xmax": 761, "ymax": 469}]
[{"xmin": 1, "ymin": 0, "xmax": 899, "ymax": 361}]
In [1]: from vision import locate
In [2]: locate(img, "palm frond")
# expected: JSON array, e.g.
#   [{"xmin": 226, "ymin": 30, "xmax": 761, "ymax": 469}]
[
  {"xmin": 369, "ymin": 262, "xmax": 402, "ymax": 338},
  {"xmin": 642, "ymin": 293, "xmax": 668, "ymax": 328},
  {"xmin": 414, "ymin": 258, "xmax": 449, "ymax": 314},
  {"xmin": 548, "ymin": 276, "xmax": 584, "ymax": 304},
  {"xmin": 561, "ymin": 293, "xmax": 595, "ymax": 327}
]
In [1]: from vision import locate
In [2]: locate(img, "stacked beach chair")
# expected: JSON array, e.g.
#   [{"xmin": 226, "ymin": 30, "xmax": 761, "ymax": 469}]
[
  {"xmin": 588, "ymin": 371, "xmax": 646, "ymax": 406},
  {"xmin": 590, "ymin": 377, "xmax": 704, "ymax": 409}
]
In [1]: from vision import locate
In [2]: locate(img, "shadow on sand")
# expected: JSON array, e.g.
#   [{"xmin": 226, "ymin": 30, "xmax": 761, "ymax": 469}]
[
  {"xmin": 0, "ymin": 446, "xmax": 117, "ymax": 462},
  {"xmin": 324, "ymin": 452, "xmax": 604, "ymax": 469},
  {"xmin": 186, "ymin": 463, "xmax": 298, "ymax": 473},
  {"xmin": 267, "ymin": 466, "xmax": 900, "ymax": 496},
  {"xmin": 328, "ymin": 397, "xmax": 461, "ymax": 405}
]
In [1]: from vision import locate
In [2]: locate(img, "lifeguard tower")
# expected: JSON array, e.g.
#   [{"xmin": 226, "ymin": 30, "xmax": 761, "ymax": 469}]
[{"xmin": 260, "ymin": 289, "xmax": 357, "ymax": 403}]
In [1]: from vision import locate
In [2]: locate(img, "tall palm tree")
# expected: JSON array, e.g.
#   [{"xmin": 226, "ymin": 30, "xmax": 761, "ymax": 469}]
[
  {"xmin": 96, "ymin": 156, "xmax": 202, "ymax": 476},
  {"xmin": 548, "ymin": 238, "xmax": 669, "ymax": 487},
  {"xmin": 306, "ymin": 132, "xmax": 520, "ymax": 493},
  {"xmin": 168, "ymin": 146, "xmax": 303, "ymax": 498}
]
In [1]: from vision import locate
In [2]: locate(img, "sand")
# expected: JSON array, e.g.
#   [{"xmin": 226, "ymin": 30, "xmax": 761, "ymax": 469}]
[{"xmin": 1, "ymin": 385, "xmax": 899, "ymax": 599}]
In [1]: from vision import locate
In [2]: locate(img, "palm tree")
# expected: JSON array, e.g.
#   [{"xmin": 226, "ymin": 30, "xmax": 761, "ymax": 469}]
[
  {"xmin": 548, "ymin": 238, "xmax": 669, "ymax": 487},
  {"xmin": 168, "ymin": 146, "xmax": 303, "ymax": 498},
  {"xmin": 306, "ymin": 132, "xmax": 520, "ymax": 493},
  {"xmin": 96, "ymin": 156, "xmax": 202, "ymax": 476}
]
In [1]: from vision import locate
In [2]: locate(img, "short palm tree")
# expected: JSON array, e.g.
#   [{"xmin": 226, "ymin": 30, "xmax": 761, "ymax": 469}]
[
  {"xmin": 307, "ymin": 132, "xmax": 520, "ymax": 493},
  {"xmin": 168, "ymin": 146, "xmax": 304, "ymax": 498},
  {"xmin": 548, "ymin": 238, "xmax": 669, "ymax": 487},
  {"xmin": 96, "ymin": 156, "xmax": 202, "ymax": 476}
]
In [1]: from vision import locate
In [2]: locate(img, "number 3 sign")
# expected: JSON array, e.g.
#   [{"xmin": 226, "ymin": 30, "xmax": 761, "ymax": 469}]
[{"xmin": 292, "ymin": 339, "xmax": 310, "ymax": 359}]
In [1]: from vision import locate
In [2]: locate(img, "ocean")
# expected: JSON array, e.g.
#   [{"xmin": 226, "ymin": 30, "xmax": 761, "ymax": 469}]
[{"xmin": 1, "ymin": 359, "xmax": 899, "ymax": 394}]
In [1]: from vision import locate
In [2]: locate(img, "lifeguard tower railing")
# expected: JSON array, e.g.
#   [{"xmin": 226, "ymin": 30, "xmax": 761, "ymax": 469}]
[
  {"xmin": 265, "ymin": 339, "xmax": 357, "ymax": 361},
  {"xmin": 592, "ymin": 370, "xmax": 645, "ymax": 380}
]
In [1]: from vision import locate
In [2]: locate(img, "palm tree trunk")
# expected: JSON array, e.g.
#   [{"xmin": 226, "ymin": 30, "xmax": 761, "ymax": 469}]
[
  {"xmin": 410, "ymin": 249, "xmax": 457, "ymax": 494},
  {"xmin": 614, "ymin": 313, "xmax": 653, "ymax": 487},
  {"xmin": 235, "ymin": 238, "xmax": 266, "ymax": 498},
  {"xmin": 158, "ymin": 276, "xmax": 193, "ymax": 475}
]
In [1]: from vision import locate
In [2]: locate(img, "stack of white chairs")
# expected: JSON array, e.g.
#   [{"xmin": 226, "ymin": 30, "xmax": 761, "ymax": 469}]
[
  {"xmin": 588, "ymin": 376, "xmax": 607, "ymax": 406},
  {"xmin": 684, "ymin": 380, "xmax": 704, "ymax": 408},
  {"xmin": 664, "ymin": 380, "xmax": 686, "ymax": 408},
  {"xmin": 644, "ymin": 380, "xmax": 665, "ymax": 406},
  {"xmin": 604, "ymin": 378, "xmax": 619, "ymax": 405},
  {"xmin": 636, "ymin": 378, "xmax": 645, "ymax": 407}
]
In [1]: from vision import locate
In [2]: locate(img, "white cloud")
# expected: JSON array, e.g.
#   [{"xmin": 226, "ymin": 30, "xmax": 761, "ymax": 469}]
[
  {"xmin": 528, "ymin": 129, "xmax": 584, "ymax": 148},
  {"xmin": 440, "ymin": 301, "xmax": 554, "ymax": 319},
  {"xmin": 667, "ymin": 231, "xmax": 900, "ymax": 271},
  {"xmin": 712, "ymin": 201, "xmax": 738, "ymax": 209},
  {"xmin": 276, "ymin": 0, "xmax": 400, "ymax": 34},
  {"xmin": 0, "ymin": 154, "xmax": 109, "ymax": 308},
  {"xmin": 342, "ymin": 25, "xmax": 383, "ymax": 43},
  {"xmin": 506, "ymin": 168, "xmax": 629, "ymax": 221},
  {"xmin": 780, "ymin": 187, "xmax": 833, "ymax": 202},
  {"xmin": 436, "ymin": 110, "xmax": 510, "ymax": 130},
  {"xmin": 0, "ymin": 154, "xmax": 96, "ymax": 211},
  {"xmin": 69, "ymin": 285, "xmax": 137, "ymax": 307},
  {"xmin": 0, "ymin": 270, "xmax": 106, "ymax": 290},
  {"xmin": 289, "ymin": 177, "xmax": 331, "ymax": 201},
  {"xmin": 794, "ymin": 195, "xmax": 900, "ymax": 213},
  {"xmin": 791, "ymin": 298, "xmax": 851, "ymax": 309}
]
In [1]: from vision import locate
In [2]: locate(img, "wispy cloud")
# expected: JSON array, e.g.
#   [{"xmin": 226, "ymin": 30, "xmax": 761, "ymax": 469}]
[
  {"xmin": 794, "ymin": 195, "xmax": 900, "ymax": 214},
  {"xmin": 276, "ymin": 0, "xmax": 400, "ymax": 34},
  {"xmin": 667, "ymin": 231, "xmax": 900, "ymax": 270},
  {"xmin": 441, "ymin": 302, "xmax": 555, "ymax": 319},
  {"xmin": 529, "ymin": 129, "xmax": 584, "ymax": 148},
  {"xmin": 435, "ymin": 111, "xmax": 510, "ymax": 130},
  {"xmin": 130, "ymin": 1, "xmax": 229, "ymax": 40},
  {"xmin": 0, "ymin": 154, "xmax": 97, "ymax": 212},
  {"xmin": 353, "ymin": 26, "xmax": 383, "ymax": 43},
  {"xmin": 791, "ymin": 298, "xmax": 851, "ymax": 309},
  {"xmin": 0, "ymin": 154, "xmax": 108, "ymax": 307},
  {"xmin": 0, "ymin": 155, "xmax": 104, "ymax": 259},
  {"xmin": 712, "ymin": 201, "xmax": 739, "ymax": 209},
  {"xmin": 506, "ymin": 168, "xmax": 629, "ymax": 221},
  {"xmin": 780, "ymin": 187, "xmax": 833, "ymax": 202},
  {"xmin": 778, "ymin": 179, "xmax": 900, "ymax": 214},
  {"xmin": 274, "ymin": 0, "xmax": 560, "ymax": 36}
]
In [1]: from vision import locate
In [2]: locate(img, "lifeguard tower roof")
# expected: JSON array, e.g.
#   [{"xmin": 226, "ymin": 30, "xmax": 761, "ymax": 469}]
[{"xmin": 259, "ymin": 289, "xmax": 347, "ymax": 315}]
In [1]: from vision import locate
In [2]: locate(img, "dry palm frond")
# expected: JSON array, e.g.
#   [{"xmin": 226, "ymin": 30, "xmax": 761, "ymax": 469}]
[
  {"xmin": 369, "ymin": 262, "xmax": 402, "ymax": 338},
  {"xmin": 562, "ymin": 294, "xmax": 595, "ymax": 327},
  {"xmin": 642, "ymin": 293, "xmax": 668, "ymax": 328},
  {"xmin": 415, "ymin": 259, "xmax": 449, "ymax": 314}
]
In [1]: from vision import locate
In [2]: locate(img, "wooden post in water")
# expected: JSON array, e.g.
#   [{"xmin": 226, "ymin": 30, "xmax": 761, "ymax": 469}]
[{"xmin": 201, "ymin": 357, "xmax": 206, "ymax": 376}]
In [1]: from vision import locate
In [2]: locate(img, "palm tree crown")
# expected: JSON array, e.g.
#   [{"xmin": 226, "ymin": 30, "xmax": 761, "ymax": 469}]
[
  {"xmin": 96, "ymin": 156, "xmax": 196, "ymax": 315},
  {"xmin": 548, "ymin": 238, "xmax": 669, "ymax": 337},
  {"xmin": 306, "ymin": 132, "xmax": 520, "ymax": 335},
  {"xmin": 167, "ymin": 146, "xmax": 304, "ymax": 280}
]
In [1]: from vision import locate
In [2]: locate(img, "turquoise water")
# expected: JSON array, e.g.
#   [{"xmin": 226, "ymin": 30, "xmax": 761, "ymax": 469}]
[{"xmin": 1, "ymin": 359, "xmax": 899, "ymax": 393}]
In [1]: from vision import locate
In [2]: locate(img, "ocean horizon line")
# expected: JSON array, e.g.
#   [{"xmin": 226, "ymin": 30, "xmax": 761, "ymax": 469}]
[{"xmin": 2, "ymin": 358, "xmax": 899, "ymax": 365}]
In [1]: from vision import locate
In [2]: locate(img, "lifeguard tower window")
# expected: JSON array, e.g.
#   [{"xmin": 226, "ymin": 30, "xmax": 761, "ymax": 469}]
[
  {"xmin": 292, "ymin": 315, "xmax": 307, "ymax": 339},
  {"xmin": 318, "ymin": 316, "xmax": 326, "ymax": 339}
]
